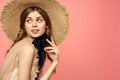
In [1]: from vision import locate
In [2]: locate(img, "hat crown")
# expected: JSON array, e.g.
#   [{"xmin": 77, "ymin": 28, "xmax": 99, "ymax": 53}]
[{"xmin": 1, "ymin": 0, "xmax": 69, "ymax": 45}]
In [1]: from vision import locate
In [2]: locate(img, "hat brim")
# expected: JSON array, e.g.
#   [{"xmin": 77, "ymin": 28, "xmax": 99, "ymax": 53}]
[{"xmin": 0, "ymin": 0, "xmax": 69, "ymax": 45}]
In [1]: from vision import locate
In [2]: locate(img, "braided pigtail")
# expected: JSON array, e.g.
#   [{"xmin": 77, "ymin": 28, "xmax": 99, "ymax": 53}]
[
  {"xmin": 7, "ymin": 29, "xmax": 26, "ymax": 53},
  {"xmin": 14, "ymin": 29, "xmax": 26, "ymax": 44}
]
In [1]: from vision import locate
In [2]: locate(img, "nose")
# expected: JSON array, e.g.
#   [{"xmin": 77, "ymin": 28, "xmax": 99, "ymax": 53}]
[{"xmin": 32, "ymin": 21, "xmax": 37, "ymax": 27}]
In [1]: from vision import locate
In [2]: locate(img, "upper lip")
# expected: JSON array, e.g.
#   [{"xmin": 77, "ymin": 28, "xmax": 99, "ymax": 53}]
[{"xmin": 31, "ymin": 29, "xmax": 39, "ymax": 31}]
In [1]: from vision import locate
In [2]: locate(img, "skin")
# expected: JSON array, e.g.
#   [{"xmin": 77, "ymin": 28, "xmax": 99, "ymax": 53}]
[
  {"xmin": 18, "ymin": 11, "xmax": 59, "ymax": 80},
  {"xmin": 24, "ymin": 11, "xmax": 46, "ymax": 40}
]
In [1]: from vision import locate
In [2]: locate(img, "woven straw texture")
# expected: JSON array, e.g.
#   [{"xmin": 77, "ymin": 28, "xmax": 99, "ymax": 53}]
[{"xmin": 0, "ymin": 0, "xmax": 69, "ymax": 45}]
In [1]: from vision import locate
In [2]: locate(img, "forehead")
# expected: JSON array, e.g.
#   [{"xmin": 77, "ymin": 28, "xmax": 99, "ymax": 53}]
[{"xmin": 27, "ymin": 11, "xmax": 43, "ymax": 18}]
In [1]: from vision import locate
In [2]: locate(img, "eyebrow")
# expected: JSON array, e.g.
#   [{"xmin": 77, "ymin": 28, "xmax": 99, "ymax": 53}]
[{"xmin": 26, "ymin": 16, "xmax": 43, "ymax": 19}]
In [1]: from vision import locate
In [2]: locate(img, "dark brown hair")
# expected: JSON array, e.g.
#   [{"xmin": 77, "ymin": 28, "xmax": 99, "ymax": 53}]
[
  {"xmin": 8, "ymin": 6, "xmax": 52, "ymax": 52},
  {"xmin": 14, "ymin": 6, "xmax": 52, "ymax": 43}
]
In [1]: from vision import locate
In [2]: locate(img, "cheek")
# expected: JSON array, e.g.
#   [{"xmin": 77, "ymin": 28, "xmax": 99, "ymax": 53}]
[
  {"xmin": 24, "ymin": 24, "xmax": 31, "ymax": 33},
  {"xmin": 38, "ymin": 23, "xmax": 46, "ymax": 31},
  {"xmin": 25, "ymin": 23, "xmax": 31, "ymax": 29},
  {"xmin": 41, "ymin": 26, "xmax": 46, "ymax": 33},
  {"xmin": 41, "ymin": 26, "xmax": 46, "ymax": 30}
]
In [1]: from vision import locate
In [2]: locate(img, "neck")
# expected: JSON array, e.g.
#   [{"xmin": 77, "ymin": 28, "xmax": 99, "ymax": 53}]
[{"xmin": 26, "ymin": 36, "xmax": 35, "ymax": 43}]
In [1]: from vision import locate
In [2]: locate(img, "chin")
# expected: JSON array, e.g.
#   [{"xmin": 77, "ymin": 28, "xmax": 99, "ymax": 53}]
[
  {"xmin": 32, "ymin": 36, "xmax": 40, "ymax": 39},
  {"xmin": 31, "ymin": 33, "xmax": 44, "ymax": 38}
]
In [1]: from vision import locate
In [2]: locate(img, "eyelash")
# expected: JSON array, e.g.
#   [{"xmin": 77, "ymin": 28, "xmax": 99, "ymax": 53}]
[
  {"xmin": 26, "ymin": 19, "xmax": 32, "ymax": 23},
  {"xmin": 37, "ymin": 19, "xmax": 43, "ymax": 22},
  {"xmin": 26, "ymin": 19, "xmax": 43, "ymax": 23}
]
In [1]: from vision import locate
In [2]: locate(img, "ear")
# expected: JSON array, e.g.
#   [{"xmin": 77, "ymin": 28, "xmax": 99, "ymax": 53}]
[
  {"xmin": 45, "ymin": 26, "xmax": 49, "ymax": 34},
  {"xmin": 45, "ymin": 25, "xmax": 48, "ymax": 29},
  {"xmin": 45, "ymin": 25, "xmax": 48, "ymax": 31}
]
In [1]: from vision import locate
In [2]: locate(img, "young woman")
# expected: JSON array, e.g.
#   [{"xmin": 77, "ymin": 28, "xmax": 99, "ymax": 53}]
[{"xmin": 0, "ymin": 0, "xmax": 68, "ymax": 80}]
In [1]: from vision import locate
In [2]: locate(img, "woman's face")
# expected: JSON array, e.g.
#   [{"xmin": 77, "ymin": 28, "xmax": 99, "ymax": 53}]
[{"xmin": 24, "ymin": 11, "xmax": 46, "ymax": 39}]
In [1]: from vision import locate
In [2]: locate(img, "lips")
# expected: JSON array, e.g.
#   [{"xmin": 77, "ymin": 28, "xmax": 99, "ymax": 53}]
[{"xmin": 31, "ymin": 29, "xmax": 39, "ymax": 34}]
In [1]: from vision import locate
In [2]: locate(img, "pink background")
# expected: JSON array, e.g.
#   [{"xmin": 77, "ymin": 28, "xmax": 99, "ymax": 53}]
[{"xmin": 1, "ymin": 0, "xmax": 120, "ymax": 80}]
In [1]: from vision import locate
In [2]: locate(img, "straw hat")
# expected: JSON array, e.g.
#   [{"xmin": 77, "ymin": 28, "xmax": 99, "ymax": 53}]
[{"xmin": 0, "ymin": 0, "xmax": 69, "ymax": 45}]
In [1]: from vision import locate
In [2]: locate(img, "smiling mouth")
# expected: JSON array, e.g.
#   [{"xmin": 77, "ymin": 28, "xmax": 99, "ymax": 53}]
[{"xmin": 31, "ymin": 29, "xmax": 39, "ymax": 34}]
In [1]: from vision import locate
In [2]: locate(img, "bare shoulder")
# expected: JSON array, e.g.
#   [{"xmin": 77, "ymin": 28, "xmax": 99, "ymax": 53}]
[
  {"xmin": 18, "ymin": 40, "xmax": 36, "ymax": 80},
  {"xmin": 18, "ymin": 41, "xmax": 35, "ymax": 59},
  {"xmin": 21, "ymin": 42, "xmax": 34, "ymax": 52}
]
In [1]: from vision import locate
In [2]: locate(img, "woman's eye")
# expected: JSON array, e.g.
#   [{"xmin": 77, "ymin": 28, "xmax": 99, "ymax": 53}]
[
  {"xmin": 37, "ymin": 19, "xmax": 43, "ymax": 23},
  {"xmin": 26, "ymin": 19, "xmax": 32, "ymax": 23}
]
